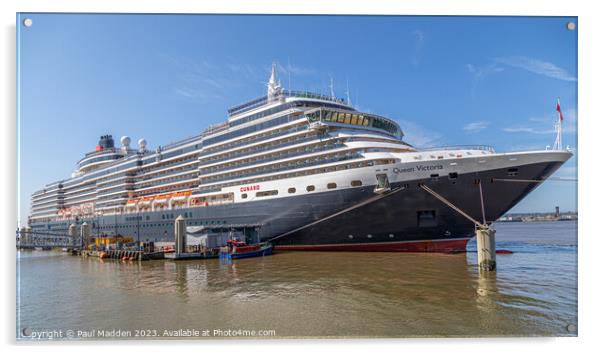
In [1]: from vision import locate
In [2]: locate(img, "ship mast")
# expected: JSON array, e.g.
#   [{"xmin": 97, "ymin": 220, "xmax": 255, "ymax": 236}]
[
  {"xmin": 267, "ymin": 62, "xmax": 282, "ymax": 101},
  {"xmin": 553, "ymin": 97, "xmax": 564, "ymax": 150}
]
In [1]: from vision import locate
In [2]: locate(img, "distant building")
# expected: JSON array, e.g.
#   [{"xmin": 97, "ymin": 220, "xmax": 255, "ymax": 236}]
[{"xmin": 555, "ymin": 206, "xmax": 560, "ymax": 218}]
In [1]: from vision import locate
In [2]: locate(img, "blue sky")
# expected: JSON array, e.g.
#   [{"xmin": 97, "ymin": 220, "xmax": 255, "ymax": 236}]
[{"xmin": 17, "ymin": 14, "xmax": 577, "ymax": 225}]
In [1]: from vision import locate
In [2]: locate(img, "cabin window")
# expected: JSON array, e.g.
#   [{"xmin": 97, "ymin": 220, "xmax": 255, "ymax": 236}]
[
  {"xmin": 288, "ymin": 188, "xmax": 296, "ymax": 194},
  {"xmin": 256, "ymin": 190, "xmax": 278, "ymax": 197},
  {"xmin": 448, "ymin": 172, "xmax": 458, "ymax": 180},
  {"xmin": 351, "ymin": 180, "xmax": 362, "ymax": 187},
  {"xmin": 306, "ymin": 185, "xmax": 315, "ymax": 192},
  {"xmin": 507, "ymin": 168, "xmax": 519, "ymax": 177},
  {"xmin": 241, "ymin": 193, "xmax": 248, "ymax": 199},
  {"xmin": 327, "ymin": 183, "xmax": 337, "ymax": 189}
]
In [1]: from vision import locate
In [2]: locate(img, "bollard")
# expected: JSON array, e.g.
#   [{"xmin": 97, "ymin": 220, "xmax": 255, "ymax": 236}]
[
  {"xmin": 476, "ymin": 226, "xmax": 496, "ymax": 271},
  {"xmin": 174, "ymin": 215, "xmax": 186, "ymax": 254}
]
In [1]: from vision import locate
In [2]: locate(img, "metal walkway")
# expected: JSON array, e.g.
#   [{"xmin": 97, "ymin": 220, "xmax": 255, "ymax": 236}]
[{"xmin": 16, "ymin": 230, "xmax": 82, "ymax": 249}]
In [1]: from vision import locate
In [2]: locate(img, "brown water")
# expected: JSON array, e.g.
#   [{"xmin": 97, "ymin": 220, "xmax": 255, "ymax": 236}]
[{"xmin": 16, "ymin": 221, "xmax": 577, "ymax": 339}]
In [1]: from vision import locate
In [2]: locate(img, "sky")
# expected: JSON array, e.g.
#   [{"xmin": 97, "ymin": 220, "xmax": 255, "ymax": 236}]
[{"xmin": 17, "ymin": 14, "xmax": 578, "ymax": 225}]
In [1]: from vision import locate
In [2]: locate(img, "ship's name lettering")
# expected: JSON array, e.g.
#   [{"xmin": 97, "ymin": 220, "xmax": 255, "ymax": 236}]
[
  {"xmin": 416, "ymin": 164, "xmax": 443, "ymax": 171},
  {"xmin": 393, "ymin": 165, "xmax": 443, "ymax": 174},
  {"xmin": 240, "ymin": 185, "xmax": 260, "ymax": 192}
]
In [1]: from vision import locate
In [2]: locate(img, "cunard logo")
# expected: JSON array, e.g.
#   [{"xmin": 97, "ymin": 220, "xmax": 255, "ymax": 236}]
[{"xmin": 240, "ymin": 185, "xmax": 260, "ymax": 192}]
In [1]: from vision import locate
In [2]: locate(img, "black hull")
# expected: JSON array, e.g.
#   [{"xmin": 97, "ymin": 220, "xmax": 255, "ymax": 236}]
[{"xmin": 272, "ymin": 159, "xmax": 563, "ymax": 251}]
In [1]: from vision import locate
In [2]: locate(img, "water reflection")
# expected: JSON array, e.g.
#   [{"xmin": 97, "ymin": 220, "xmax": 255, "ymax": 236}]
[{"xmin": 17, "ymin": 222, "xmax": 577, "ymax": 338}]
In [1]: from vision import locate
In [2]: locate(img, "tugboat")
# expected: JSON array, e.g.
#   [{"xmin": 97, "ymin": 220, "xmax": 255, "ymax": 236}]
[{"xmin": 219, "ymin": 240, "xmax": 273, "ymax": 260}]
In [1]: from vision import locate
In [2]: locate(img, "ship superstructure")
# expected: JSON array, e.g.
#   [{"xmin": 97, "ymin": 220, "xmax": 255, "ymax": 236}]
[{"xmin": 28, "ymin": 64, "xmax": 572, "ymax": 251}]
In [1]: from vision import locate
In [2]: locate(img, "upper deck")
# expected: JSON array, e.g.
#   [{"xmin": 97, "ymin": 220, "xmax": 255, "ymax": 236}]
[{"xmin": 227, "ymin": 90, "xmax": 352, "ymax": 119}]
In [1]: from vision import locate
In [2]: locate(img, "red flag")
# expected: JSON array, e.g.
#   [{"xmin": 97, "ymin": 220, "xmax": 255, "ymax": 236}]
[{"xmin": 556, "ymin": 99, "xmax": 564, "ymax": 121}]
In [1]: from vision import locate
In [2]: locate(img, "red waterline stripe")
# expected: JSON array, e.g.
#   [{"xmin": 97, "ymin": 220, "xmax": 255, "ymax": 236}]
[{"xmin": 274, "ymin": 238, "xmax": 470, "ymax": 253}]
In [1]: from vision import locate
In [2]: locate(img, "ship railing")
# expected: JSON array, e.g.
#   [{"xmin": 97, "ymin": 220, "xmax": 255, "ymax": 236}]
[
  {"xmin": 200, "ymin": 142, "xmax": 346, "ymax": 175},
  {"xmin": 227, "ymin": 90, "xmax": 348, "ymax": 117},
  {"xmin": 161, "ymin": 133, "xmax": 204, "ymax": 151},
  {"xmin": 282, "ymin": 90, "xmax": 347, "ymax": 105},
  {"xmin": 418, "ymin": 145, "xmax": 495, "ymax": 153},
  {"xmin": 200, "ymin": 125, "xmax": 307, "ymax": 158},
  {"xmin": 83, "ymin": 147, "xmax": 118, "ymax": 158},
  {"xmin": 136, "ymin": 165, "xmax": 199, "ymax": 182},
  {"xmin": 160, "ymin": 122, "xmax": 229, "ymax": 152},
  {"xmin": 200, "ymin": 152, "xmax": 361, "ymax": 185},
  {"xmin": 198, "ymin": 134, "xmax": 318, "ymax": 167}
]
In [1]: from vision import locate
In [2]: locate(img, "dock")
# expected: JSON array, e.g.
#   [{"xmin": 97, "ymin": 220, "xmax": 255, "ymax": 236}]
[
  {"xmin": 81, "ymin": 249, "xmax": 165, "ymax": 261},
  {"xmin": 164, "ymin": 251, "xmax": 219, "ymax": 260}
]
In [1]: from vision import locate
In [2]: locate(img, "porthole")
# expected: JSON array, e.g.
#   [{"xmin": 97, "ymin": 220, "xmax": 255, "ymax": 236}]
[
  {"xmin": 241, "ymin": 193, "xmax": 248, "ymax": 199},
  {"xmin": 348, "ymin": 235, "xmax": 354, "ymax": 239},
  {"xmin": 327, "ymin": 182, "xmax": 337, "ymax": 189},
  {"xmin": 351, "ymin": 180, "xmax": 362, "ymax": 187},
  {"xmin": 306, "ymin": 185, "xmax": 315, "ymax": 192},
  {"xmin": 288, "ymin": 188, "xmax": 296, "ymax": 194},
  {"xmin": 367, "ymin": 234, "xmax": 372, "ymax": 239}
]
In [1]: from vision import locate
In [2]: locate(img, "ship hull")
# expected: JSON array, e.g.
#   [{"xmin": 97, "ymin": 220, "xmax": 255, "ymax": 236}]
[
  {"xmin": 29, "ymin": 152, "xmax": 570, "ymax": 252},
  {"xmin": 269, "ymin": 156, "xmax": 567, "ymax": 251}
]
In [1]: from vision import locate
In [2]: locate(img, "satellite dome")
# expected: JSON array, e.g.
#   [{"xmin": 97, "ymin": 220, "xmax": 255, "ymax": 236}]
[
  {"xmin": 138, "ymin": 138, "xmax": 147, "ymax": 151},
  {"xmin": 120, "ymin": 136, "xmax": 131, "ymax": 147}
]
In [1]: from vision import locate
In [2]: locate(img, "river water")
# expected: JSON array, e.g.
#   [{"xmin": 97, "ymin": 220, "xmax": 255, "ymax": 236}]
[{"xmin": 16, "ymin": 220, "xmax": 577, "ymax": 339}]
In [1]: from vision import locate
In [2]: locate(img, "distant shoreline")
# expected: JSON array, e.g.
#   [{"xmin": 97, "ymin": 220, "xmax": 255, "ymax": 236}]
[{"xmin": 498, "ymin": 213, "xmax": 577, "ymax": 222}]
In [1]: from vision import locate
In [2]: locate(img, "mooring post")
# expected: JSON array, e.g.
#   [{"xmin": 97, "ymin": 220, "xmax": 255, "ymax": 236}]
[
  {"xmin": 175, "ymin": 215, "xmax": 186, "ymax": 255},
  {"xmin": 68, "ymin": 223, "xmax": 77, "ymax": 248},
  {"xmin": 19, "ymin": 227, "xmax": 27, "ymax": 246},
  {"xmin": 81, "ymin": 222, "xmax": 91, "ymax": 250},
  {"xmin": 476, "ymin": 226, "xmax": 496, "ymax": 271}
]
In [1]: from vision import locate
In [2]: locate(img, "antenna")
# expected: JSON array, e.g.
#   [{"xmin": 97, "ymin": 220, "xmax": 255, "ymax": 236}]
[
  {"xmin": 329, "ymin": 75, "xmax": 335, "ymax": 100},
  {"xmin": 287, "ymin": 57, "xmax": 292, "ymax": 95},
  {"xmin": 345, "ymin": 78, "xmax": 352, "ymax": 106}
]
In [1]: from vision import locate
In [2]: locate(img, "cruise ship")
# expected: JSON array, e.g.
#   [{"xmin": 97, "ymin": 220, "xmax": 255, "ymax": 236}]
[{"xmin": 28, "ymin": 64, "xmax": 572, "ymax": 252}]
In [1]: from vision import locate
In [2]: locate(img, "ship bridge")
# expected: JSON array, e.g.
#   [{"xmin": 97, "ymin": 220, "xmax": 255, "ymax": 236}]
[{"xmin": 304, "ymin": 107, "xmax": 404, "ymax": 140}]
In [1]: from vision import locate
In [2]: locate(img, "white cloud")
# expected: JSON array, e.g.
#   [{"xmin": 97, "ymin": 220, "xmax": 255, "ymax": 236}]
[
  {"xmin": 504, "ymin": 108, "xmax": 577, "ymax": 135},
  {"xmin": 495, "ymin": 56, "xmax": 577, "ymax": 82},
  {"xmin": 413, "ymin": 29, "xmax": 424, "ymax": 45},
  {"xmin": 503, "ymin": 126, "xmax": 556, "ymax": 134},
  {"xmin": 397, "ymin": 120, "xmax": 443, "ymax": 148},
  {"xmin": 465, "ymin": 63, "xmax": 504, "ymax": 98},
  {"xmin": 173, "ymin": 87, "xmax": 221, "ymax": 102},
  {"xmin": 277, "ymin": 62, "xmax": 317, "ymax": 76},
  {"xmin": 463, "ymin": 121, "xmax": 489, "ymax": 133},
  {"xmin": 411, "ymin": 29, "xmax": 425, "ymax": 66}
]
